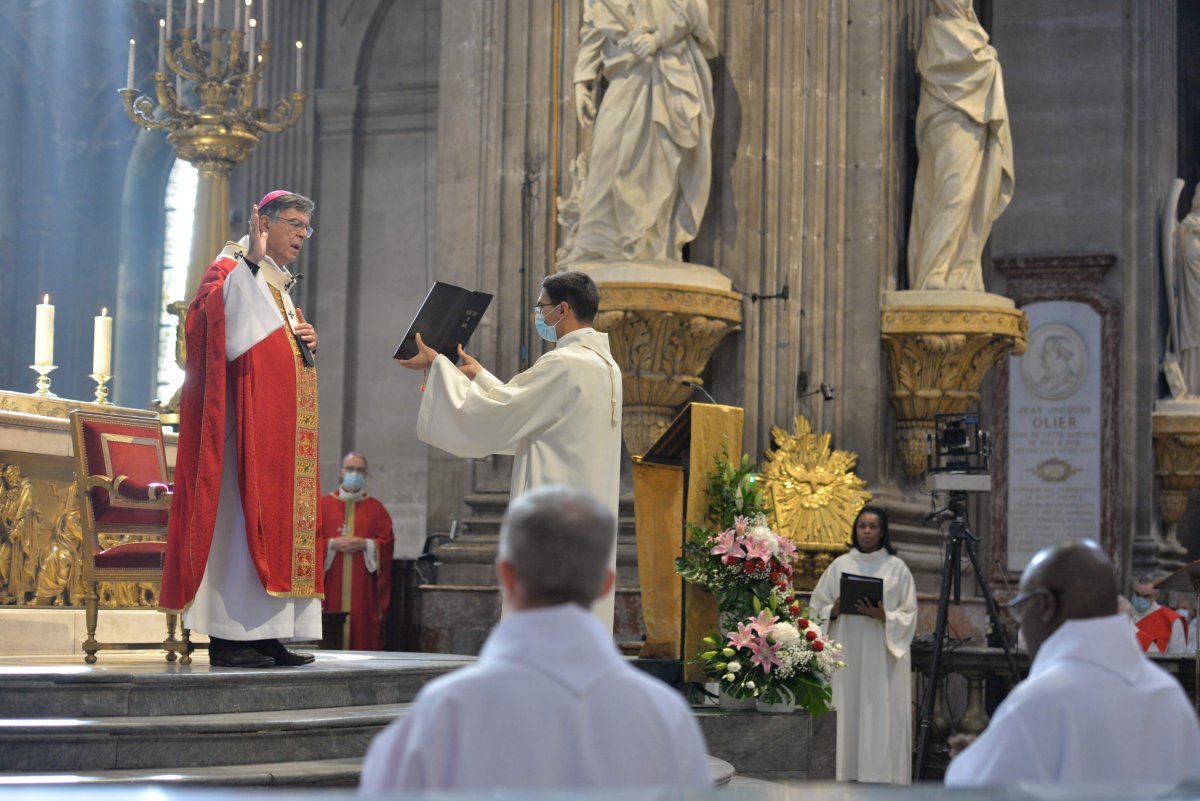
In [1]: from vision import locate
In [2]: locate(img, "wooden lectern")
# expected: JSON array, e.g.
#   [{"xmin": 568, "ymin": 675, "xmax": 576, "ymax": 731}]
[{"xmin": 632, "ymin": 402, "xmax": 743, "ymax": 679}]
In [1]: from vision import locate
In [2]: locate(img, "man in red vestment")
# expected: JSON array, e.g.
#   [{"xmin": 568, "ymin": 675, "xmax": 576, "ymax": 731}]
[
  {"xmin": 1131, "ymin": 574, "xmax": 1187, "ymax": 654},
  {"xmin": 161, "ymin": 191, "xmax": 323, "ymax": 668},
  {"xmin": 317, "ymin": 452, "xmax": 395, "ymax": 650}
]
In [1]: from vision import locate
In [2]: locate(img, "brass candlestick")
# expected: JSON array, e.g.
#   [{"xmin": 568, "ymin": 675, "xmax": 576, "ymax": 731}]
[
  {"xmin": 90, "ymin": 373, "xmax": 113, "ymax": 405},
  {"xmin": 30, "ymin": 364, "xmax": 58, "ymax": 397}
]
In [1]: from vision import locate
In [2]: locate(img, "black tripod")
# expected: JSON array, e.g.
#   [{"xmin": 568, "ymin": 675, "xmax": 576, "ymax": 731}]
[{"xmin": 913, "ymin": 489, "xmax": 1020, "ymax": 779}]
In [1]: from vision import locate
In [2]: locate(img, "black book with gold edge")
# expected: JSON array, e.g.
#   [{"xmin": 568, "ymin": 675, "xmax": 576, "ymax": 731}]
[
  {"xmin": 839, "ymin": 572, "xmax": 884, "ymax": 615},
  {"xmin": 393, "ymin": 282, "xmax": 493, "ymax": 362}
]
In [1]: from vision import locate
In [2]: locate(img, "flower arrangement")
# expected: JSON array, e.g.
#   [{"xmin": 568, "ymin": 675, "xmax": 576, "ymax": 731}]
[
  {"xmin": 697, "ymin": 601, "xmax": 844, "ymax": 713},
  {"xmin": 676, "ymin": 453, "xmax": 844, "ymax": 713},
  {"xmin": 677, "ymin": 512, "xmax": 800, "ymax": 618}
]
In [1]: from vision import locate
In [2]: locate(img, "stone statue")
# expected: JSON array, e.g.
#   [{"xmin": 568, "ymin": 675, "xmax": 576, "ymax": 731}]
[
  {"xmin": 559, "ymin": 0, "xmax": 717, "ymax": 266},
  {"xmin": 1163, "ymin": 179, "xmax": 1200, "ymax": 399},
  {"xmin": 907, "ymin": 0, "xmax": 1014, "ymax": 292}
]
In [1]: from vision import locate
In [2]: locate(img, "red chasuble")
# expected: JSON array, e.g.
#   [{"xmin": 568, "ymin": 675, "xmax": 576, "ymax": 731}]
[
  {"xmin": 1135, "ymin": 605, "xmax": 1181, "ymax": 653},
  {"xmin": 160, "ymin": 250, "xmax": 321, "ymax": 612},
  {"xmin": 317, "ymin": 493, "xmax": 394, "ymax": 650}
]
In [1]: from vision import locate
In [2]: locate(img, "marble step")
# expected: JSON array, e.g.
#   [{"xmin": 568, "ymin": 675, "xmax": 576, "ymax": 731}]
[
  {"xmin": 0, "ymin": 651, "xmax": 471, "ymax": 718},
  {"xmin": 0, "ymin": 755, "xmax": 737, "ymax": 788},
  {"xmin": 0, "ymin": 758, "xmax": 364, "ymax": 788},
  {"xmin": 0, "ymin": 702, "xmax": 411, "ymax": 772}
]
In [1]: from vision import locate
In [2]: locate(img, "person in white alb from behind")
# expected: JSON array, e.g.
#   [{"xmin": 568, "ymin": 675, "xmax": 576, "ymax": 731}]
[{"xmin": 358, "ymin": 484, "xmax": 713, "ymax": 793}]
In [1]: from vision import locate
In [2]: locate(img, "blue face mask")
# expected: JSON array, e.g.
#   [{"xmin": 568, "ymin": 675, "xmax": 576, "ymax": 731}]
[
  {"xmin": 535, "ymin": 307, "xmax": 560, "ymax": 343},
  {"xmin": 1131, "ymin": 595, "xmax": 1152, "ymax": 614},
  {"xmin": 342, "ymin": 471, "xmax": 365, "ymax": 492}
]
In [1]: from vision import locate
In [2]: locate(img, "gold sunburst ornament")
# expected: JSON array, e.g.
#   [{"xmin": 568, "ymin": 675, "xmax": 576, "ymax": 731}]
[{"xmin": 759, "ymin": 416, "xmax": 871, "ymax": 587}]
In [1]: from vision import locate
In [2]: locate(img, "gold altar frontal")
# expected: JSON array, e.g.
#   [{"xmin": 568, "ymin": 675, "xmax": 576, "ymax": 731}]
[{"xmin": 0, "ymin": 391, "xmax": 175, "ymax": 613}]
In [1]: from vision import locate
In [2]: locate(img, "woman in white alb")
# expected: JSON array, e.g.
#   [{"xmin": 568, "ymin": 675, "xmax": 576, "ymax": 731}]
[{"xmin": 810, "ymin": 506, "xmax": 918, "ymax": 784}]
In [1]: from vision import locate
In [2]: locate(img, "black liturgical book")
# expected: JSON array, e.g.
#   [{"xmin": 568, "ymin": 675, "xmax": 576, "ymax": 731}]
[
  {"xmin": 840, "ymin": 572, "xmax": 884, "ymax": 615},
  {"xmin": 393, "ymin": 282, "xmax": 493, "ymax": 362}
]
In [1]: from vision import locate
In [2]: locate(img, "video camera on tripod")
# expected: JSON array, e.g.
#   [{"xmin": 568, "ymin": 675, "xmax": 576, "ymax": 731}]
[
  {"xmin": 914, "ymin": 411, "xmax": 1019, "ymax": 778},
  {"xmin": 924, "ymin": 412, "xmax": 992, "ymax": 497}
]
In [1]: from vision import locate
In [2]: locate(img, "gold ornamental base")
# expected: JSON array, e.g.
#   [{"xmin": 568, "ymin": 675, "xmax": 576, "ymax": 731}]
[
  {"xmin": 1152, "ymin": 406, "xmax": 1200, "ymax": 553},
  {"xmin": 881, "ymin": 291, "xmax": 1028, "ymax": 476},
  {"xmin": 587, "ymin": 264, "xmax": 742, "ymax": 456}
]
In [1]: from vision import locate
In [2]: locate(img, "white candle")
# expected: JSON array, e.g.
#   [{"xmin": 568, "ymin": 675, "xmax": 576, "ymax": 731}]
[
  {"xmin": 196, "ymin": 0, "xmax": 204, "ymax": 40},
  {"xmin": 158, "ymin": 19, "xmax": 166, "ymax": 73},
  {"xmin": 214, "ymin": 0, "xmax": 221, "ymax": 29},
  {"xmin": 166, "ymin": 0, "xmax": 173, "ymax": 37},
  {"xmin": 244, "ymin": 0, "xmax": 252, "ymax": 35},
  {"xmin": 93, "ymin": 308, "xmax": 113, "ymax": 375},
  {"xmin": 185, "ymin": 0, "xmax": 192, "ymax": 33},
  {"xmin": 127, "ymin": 39, "xmax": 136, "ymax": 88},
  {"xmin": 34, "ymin": 295, "xmax": 54, "ymax": 367},
  {"xmin": 262, "ymin": 0, "xmax": 268, "ymax": 42},
  {"xmin": 233, "ymin": 0, "xmax": 240, "ymax": 33},
  {"xmin": 247, "ymin": 18, "xmax": 255, "ymax": 76},
  {"xmin": 295, "ymin": 41, "xmax": 303, "ymax": 92}
]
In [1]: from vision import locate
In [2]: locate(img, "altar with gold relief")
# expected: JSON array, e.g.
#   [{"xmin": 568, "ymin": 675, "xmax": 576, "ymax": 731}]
[{"xmin": 0, "ymin": 390, "xmax": 180, "ymax": 654}]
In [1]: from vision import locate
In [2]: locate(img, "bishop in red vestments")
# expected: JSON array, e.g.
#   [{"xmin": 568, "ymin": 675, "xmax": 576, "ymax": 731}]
[
  {"xmin": 161, "ymin": 191, "xmax": 323, "ymax": 669},
  {"xmin": 317, "ymin": 452, "xmax": 395, "ymax": 650}
]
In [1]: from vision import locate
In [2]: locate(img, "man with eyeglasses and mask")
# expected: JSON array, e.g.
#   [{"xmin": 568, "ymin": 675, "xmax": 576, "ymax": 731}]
[
  {"xmin": 397, "ymin": 271, "xmax": 621, "ymax": 630},
  {"xmin": 1130, "ymin": 572, "xmax": 1188, "ymax": 654},
  {"xmin": 162, "ymin": 191, "xmax": 324, "ymax": 669},
  {"xmin": 317, "ymin": 452, "xmax": 394, "ymax": 650},
  {"xmin": 945, "ymin": 540, "xmax": 1200, "ymax": 786}
]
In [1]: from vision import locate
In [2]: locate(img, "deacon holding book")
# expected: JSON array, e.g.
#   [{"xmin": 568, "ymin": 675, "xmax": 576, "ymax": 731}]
[
  {"xmin": 161, "ymin": 191, "xmax": 323, "ymax": 669},
  {"xmin": 398, "ymin": 271, "xmax": 622, "ymax": 629},
  {"xmin": 810, "ymin": 506, "xmax": 918, "ymax": 784}
]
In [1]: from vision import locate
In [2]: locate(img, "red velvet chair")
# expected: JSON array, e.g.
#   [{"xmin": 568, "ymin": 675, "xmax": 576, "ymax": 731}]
[{"xmin": 69, "ymin": 410, "xmax": 190, "ymax": 664}]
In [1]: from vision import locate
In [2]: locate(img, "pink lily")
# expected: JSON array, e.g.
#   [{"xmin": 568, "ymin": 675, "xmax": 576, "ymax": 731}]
[
  {"xmin": 749, "ymin": 608, "xmax": 778, "ymax": 637},
  {"xmin": 710, "ymin": 528, "xmax": 745, "ymax": 558},
  {"xmin": 734, "ymin": 516, "xmax": 749, "ymax": 535},
  {"xmin": 744, "ymin": 536, "xmax": 772, "ymax": 562},
  {"xmin": 777, "ymin": 536, "xmax": 798, "ymax": 561},
  {"xmin": 749, "ymin": 636, "xmax": 782, "ymax": 673},
  {"xmin": 726, "ymin": 620, "xmax": 756, "ymax": 649}
]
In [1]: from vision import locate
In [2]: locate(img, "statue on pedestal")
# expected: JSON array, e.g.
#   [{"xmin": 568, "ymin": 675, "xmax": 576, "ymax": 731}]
[
  {"xmin": 907, "ymin": 0, "xmax": 1014, "ymax": 292},
  {"xmin": 560, "ymin": 0, "xmax": 717, "ymax": 266},
  {"xmin": 1162, "ymin": 179, "xmax": 1200, "ymax": 399}
]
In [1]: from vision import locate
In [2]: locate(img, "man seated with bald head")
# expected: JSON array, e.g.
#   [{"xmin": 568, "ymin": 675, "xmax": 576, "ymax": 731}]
[{"xmin": 946, "ymin": 539, "xmax": 1200, "ymax": 786}]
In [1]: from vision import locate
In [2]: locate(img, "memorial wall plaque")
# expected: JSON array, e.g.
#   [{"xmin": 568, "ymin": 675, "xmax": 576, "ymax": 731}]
[{"xmin": 1006, "ymin": 300, "xmax": 1103, "ymax": 569}]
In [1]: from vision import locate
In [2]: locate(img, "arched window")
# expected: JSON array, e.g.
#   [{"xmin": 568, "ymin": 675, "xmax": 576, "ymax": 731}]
[{"xmin": 156, "ymin": 159, "xmax": 198, "ymax": 404}]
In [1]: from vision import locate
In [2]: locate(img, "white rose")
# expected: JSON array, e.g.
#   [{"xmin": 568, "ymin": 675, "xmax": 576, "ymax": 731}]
[
  {"xmin": 727, "ymin": 661, "xmax": 742, "ymax": 673},
  {"xmin": 723, "ymin": 673, "xmax": 736, "ymax": 682}
]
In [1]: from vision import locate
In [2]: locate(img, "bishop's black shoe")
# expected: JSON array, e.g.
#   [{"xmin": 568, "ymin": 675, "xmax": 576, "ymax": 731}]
[
  {"xmin": 208, "ymin": 636, "xmax": 276, "ymax": 668},
  {"xmin": 252, "ymin": 638, "xmax": 316, "ymax": 666}
]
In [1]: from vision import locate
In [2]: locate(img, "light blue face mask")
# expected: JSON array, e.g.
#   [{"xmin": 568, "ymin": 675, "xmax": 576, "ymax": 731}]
[
  {"xmin": 535, "ymin": 306, "xmax": 560, "ymax": 343},
  {"xmin": 1131, "ymin": 595, "xmax": 1152, "ymax": 614},
  {"xmin": 342, "ymin": 471, "xmax": 365, "ymax": 491}
]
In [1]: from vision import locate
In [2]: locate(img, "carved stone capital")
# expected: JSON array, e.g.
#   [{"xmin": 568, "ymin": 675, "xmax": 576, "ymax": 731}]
[
  {"xmin": 1151, "ymin": 410, "xmax": 1200, "ymax": 526},
  {"xmin": 881, "ymin": 300, "xmax": 1028, "ymax": 475},
  {"xmin": 592, "ymin": 280, "xmax": 742, "ymax": 456}
]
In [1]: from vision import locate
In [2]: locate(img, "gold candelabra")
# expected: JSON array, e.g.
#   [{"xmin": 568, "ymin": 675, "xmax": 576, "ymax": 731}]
[
  {"xmin": 120, "ymin": 20, "xmax": 306, "ymax": 297},
  {"xmin": 120, "ymin": 10, "xmax": 307, "ymax": 417}
]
